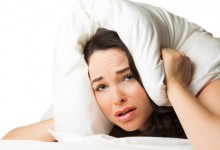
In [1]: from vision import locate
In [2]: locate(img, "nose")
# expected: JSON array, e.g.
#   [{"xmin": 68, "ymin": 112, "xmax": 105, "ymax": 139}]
[{"xmin": 112, "ymin": 86, "xmax": 127, "ymax": 105}]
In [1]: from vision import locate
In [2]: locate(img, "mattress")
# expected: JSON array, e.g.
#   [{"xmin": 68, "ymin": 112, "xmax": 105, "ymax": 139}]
[{"xmin": 0, "ymin": 136, "xmax": 192, "ymax": 150}]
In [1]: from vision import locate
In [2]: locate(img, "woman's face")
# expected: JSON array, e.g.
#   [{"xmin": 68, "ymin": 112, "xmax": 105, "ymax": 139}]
[{"xmin": 88, "ymin": 48, "xmax": 153, "ymax": 131}]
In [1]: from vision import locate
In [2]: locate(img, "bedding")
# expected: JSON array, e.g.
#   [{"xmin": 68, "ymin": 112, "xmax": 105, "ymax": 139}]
[
  {"xmin": 0, "ymin": 136, "xmax": 192, "ymax": 150},
  {"xmin": 51, "ymin": 0, "xmax": 220, "ymax": 138},
  {"xmin": 1, "ymin": 0, "xmax": 219, "ymax": 149}
]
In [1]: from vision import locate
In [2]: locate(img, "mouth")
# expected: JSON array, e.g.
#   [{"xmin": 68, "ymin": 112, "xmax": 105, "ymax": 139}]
[{"xmin": 115, "ymin": 107, "xmax": 136, "ymax": 123}]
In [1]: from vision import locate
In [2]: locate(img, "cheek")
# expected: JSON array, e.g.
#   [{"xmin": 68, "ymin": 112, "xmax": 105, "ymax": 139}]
[
  {"xmin": 95, "ymin": 93, "xmax": 112, "ymax": 116},
  {"xmin": 125, "ymin": 83, "xmax": 152, "ymax": 109},
  {"xmin": 123, "ymin": 82, "xmax": 144, "ymax": 97},
  {"xmin": 138, "ymin": 90, "xmax": 153, "ymax": 118}
]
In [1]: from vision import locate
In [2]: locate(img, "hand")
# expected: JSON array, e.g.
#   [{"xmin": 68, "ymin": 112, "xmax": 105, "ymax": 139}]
[{"xmin": 161, "ymin": 48, "xmax": 192, "ymax": 87}]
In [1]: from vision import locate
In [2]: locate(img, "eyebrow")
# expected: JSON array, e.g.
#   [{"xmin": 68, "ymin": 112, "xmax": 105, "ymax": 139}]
[
  {"xmin": 116, "ymin": 66, "xmax": 130, "ymax": 74},
  {"xmin": 91, "ymin": 66, "xmax": 130, "ymax": 85}
]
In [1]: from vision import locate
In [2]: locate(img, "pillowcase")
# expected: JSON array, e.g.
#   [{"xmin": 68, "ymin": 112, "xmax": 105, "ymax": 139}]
[
  {"xmin": 52, "ymin": 0, "xmax": 220, "ymax": 137},
  {"xmin": 48, "ymin": 129, "xmax": 191, "ymax": 149}
]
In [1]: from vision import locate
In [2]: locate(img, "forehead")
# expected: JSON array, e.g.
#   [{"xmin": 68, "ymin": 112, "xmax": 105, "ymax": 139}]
[{"xmin": 88, "ymin": 48, "xmax": 129, "ymax": 78}]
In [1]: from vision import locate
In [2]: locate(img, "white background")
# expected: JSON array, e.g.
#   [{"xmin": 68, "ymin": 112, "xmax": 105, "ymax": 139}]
[{"xmin": 0, "ymin": 0, "xmax": 219, "ymax": 138}]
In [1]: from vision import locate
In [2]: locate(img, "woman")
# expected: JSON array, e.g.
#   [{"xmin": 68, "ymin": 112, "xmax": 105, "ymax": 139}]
[
  {"xmin": 84, "ymin": 28, "xmax": 220, "ymax": 150},
  {"xmin": 3, "ymin": 28, "xmax": 220, "ymax": 149},
  {"xmin": 2, "ymin": 28, "xmax": 185, "ymax": 140},
  {"xmin": 83, "ymin": 28, "xmax": 186, "ymax": 138}
]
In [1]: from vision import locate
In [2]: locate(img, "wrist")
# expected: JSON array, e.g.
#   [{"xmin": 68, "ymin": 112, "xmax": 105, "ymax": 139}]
[
  {"xmin": 166, "ymin": 78, "xmax": 187, "ymax": 89},
  {"xmin": 166, "ymin": 80, "xmax": 187, "ymax": 96}
]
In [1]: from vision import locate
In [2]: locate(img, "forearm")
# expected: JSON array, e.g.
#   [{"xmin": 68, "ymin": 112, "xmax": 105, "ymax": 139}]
[
  {"xmin": 167, "ymin": 82, "xmax": 220, "ymax": 150},
  {"xmin": 2, "ymin": 118, "xmax": 56, "ymax": 142}
]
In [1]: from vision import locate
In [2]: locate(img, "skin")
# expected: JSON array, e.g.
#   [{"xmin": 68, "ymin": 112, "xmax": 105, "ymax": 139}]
[
  {"xmin": 162, "ymin": 48, "xmax": 220, "ymax": 150},
  {"xmin": 2, "ymin": 118, "xmax": 56, "ymax": 142},
  {"xmin": 87, "ymin": 48, "xmax": 153, "ymax": 131},
  {"xmin": 2, "ymin": 47, "xmax": 220, "ymax": 150}
]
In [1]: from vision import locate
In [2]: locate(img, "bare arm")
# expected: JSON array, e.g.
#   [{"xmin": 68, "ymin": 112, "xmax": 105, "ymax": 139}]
[
  {"xmin": 162, "ymin": 48, "xmax": 220, "ymax": 150},
  {"xmin": 2, "ymin": 118, "xmax": 56, "ymax": 142}
]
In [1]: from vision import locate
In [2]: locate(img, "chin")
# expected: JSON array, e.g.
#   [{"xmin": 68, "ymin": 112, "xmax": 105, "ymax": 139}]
[
  {"xmin": 120, "ymin": 124, "xmax": 140, "ymax": 132},
  {"xmin": 124, "ymin": 128, "xmax": 137, "ymax": 132},
  {"xmin": 115, "ymin": 119, "xmax": 144, "ymax": 132}
]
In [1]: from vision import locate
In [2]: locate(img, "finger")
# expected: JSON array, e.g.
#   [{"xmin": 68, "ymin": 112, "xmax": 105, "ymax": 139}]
[
  {"xmin": 189, "ymin": 57, "xmax": 194, "ymax": 77},
  {"xmin": 175, "ymin": 51, "xmax": 186, "ymax": 57},
  {"xmin": 187, "ymin": 57, "xmax": 193, "ymax": 85},
  {"xmin": 181, "ymin": 53, "xmax": 186, "ymax": 57},
  {"xmin": 186, "ymin": 56, "xmax": 191, "ymax": 61},
  {"xmin": 161, "ymin": 48, "xmax": 173, "ymax": 59}
]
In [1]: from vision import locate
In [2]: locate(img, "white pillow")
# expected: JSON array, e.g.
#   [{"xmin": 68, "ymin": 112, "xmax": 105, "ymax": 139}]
[
  {"xmin": 53, "ymin": 0, "xmax": 220, "ymax": 137},
  {"xmin": 48, "ymin": 129, "xmax": 191, "ymax": 149}
]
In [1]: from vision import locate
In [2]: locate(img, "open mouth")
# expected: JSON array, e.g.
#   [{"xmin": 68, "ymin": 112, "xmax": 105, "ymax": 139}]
[
  {"xmin": 115, "ymin": 107, "xmax": 137, "ymax": 123},
  {"xmin": 118, "ymin": 108, "xmax": 136, "ymax": 116},
  {"xmin": 115, "ymin": 106, "xmax": 137, "ymax": 117}
]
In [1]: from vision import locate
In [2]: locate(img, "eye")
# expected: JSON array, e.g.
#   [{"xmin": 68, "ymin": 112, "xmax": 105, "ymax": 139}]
[
  {"xmin": 123, "ymin": 74, "xmax": 135, "ymax": 81},
  {"xmin": 96, "ymin": 84, "xmax": 107, "ymax": 92}
]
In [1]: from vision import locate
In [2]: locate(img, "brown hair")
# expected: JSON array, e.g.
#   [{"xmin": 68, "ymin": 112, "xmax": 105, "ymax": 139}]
[{"xmin": 83, "ymin": 28, "xmax": 186, "ymax": 138}]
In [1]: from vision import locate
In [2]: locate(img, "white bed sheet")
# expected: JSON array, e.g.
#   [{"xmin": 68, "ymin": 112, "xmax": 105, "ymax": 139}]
[{"xmin": 0, "ymin": 137, "xmax": 192, "ymax": 150}]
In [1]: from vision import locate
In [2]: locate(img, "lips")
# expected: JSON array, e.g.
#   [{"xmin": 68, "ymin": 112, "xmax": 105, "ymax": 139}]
[
  {"xmin": 115, "ymin": 106, "xmax": 136, "ymax": 116},
  {"xmin": 115, "ymin": 106, "xmax": 136, "ymax": 123}
]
